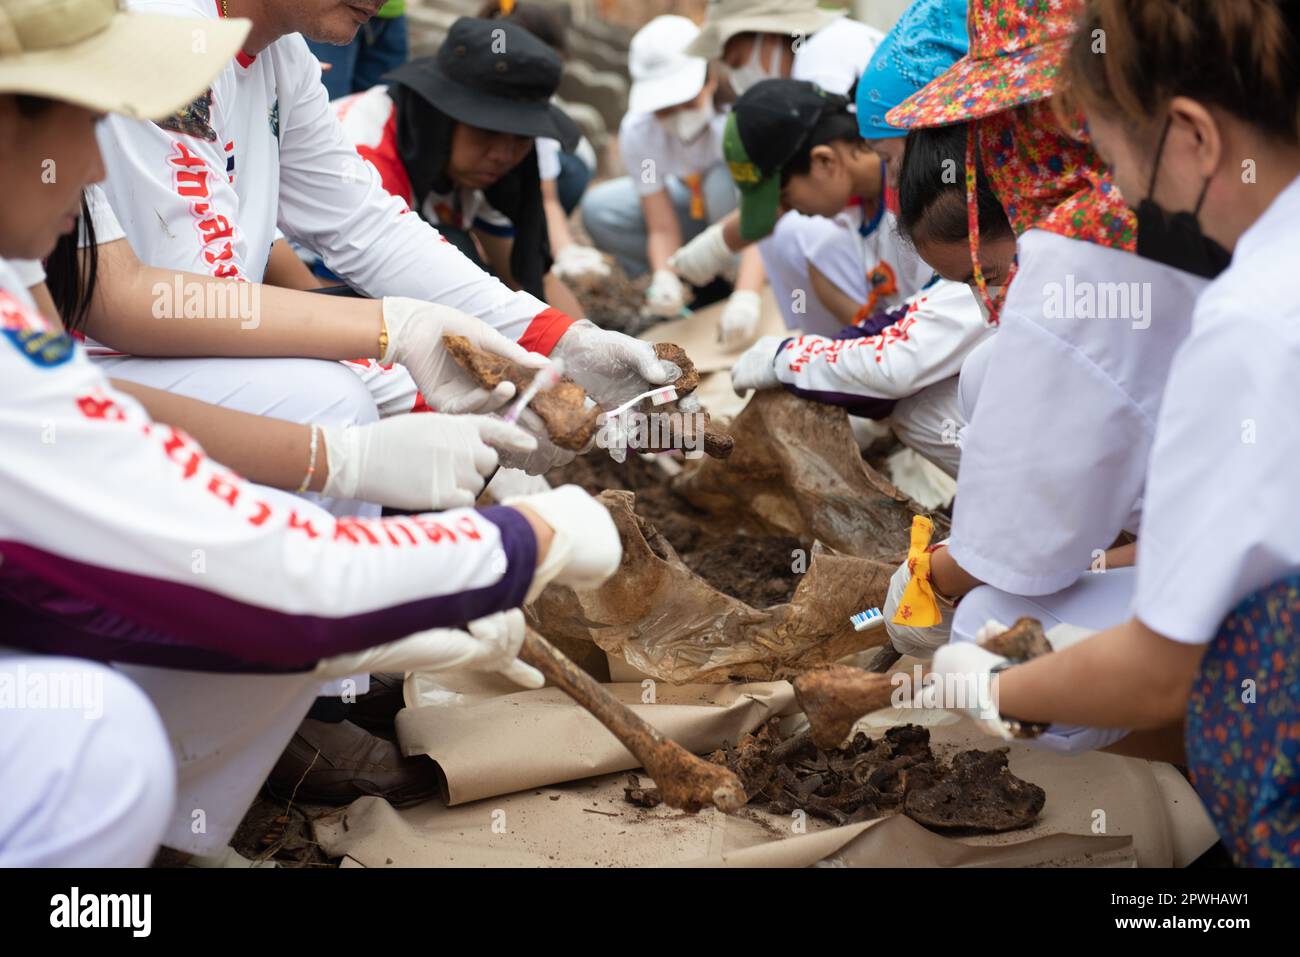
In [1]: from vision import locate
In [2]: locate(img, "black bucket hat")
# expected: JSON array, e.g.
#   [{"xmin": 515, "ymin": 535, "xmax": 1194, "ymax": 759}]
[{"xmin": 385, "ymin": 16, "xmax": 580, "ymax": 152}]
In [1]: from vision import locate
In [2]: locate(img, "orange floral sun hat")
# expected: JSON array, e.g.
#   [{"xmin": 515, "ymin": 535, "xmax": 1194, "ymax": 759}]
[
  {"xmin": 886, "ymin": 0, "xmax": 1075, "ymax": 128},
  {"xmin": 881, "ymin": 0, "xmax": 1134, "ymax": 321}
]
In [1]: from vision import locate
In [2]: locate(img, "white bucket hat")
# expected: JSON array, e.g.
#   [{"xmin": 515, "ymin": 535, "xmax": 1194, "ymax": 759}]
[
  {"xmin": 628, "ymin": 15, "xmax": 708, "ymax": 114},
  {"xmin": 0, "ymin": 0, "xmax": 249, "ymax": 119},
  {"xmin": 687, "ymin": 0, "xmax": 845, "ymax": 61}
]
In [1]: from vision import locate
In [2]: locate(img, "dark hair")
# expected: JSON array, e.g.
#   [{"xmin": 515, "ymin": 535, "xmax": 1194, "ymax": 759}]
[
  {"xmin": 897, "ymin": 123, "xmax": 1012, "ymax": 248},
  {"xmin": 780, "ymin": 98, "xmax": 863, "ymax": 185},
  {"xmin": 477, "ymin": 1, "xmax": 568, "ymax": 58},
  {"xmin": 15, "ymin": 93, "xmax": 54, "ymax": 117},
  {"xmin": 1064, "ymin": 0, "xmax": 1300, "ymax": 143},
  {"xmin": 44, "ymin": 192, "xmax": 98, "ymax": 333}
]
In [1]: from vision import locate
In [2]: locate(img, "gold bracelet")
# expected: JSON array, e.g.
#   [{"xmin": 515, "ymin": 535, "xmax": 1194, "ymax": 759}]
[
  {"xmin": 377, "ymin": 315, "xmax": 389, "ymax": 363},
  {"xmin": 296, "ymin": 424, "xmax": 319, "ymax": 494}
]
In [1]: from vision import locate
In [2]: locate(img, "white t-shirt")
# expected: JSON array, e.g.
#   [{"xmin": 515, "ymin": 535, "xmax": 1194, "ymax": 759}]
[
  {"xmin": 618, "ymin": 110, "xmax": 728, "ymax": 198},
  {"xmin": 811, "ymin": 202, "xmax": 936, "ymax": 314},
  {"xmin": 950, "ymin": 230, "xmax": 1209, "ymax": 597},
  {"xmin": 791, "ymin": 17, "xmax": 885, "ymax": 96},
  {"xmin": 1136, "ymin": 174, "xmax": 1300, "ymax": 644},
  {"xmin": 97, "ymin": 0, "xmax": 563, "ymax": 348}
]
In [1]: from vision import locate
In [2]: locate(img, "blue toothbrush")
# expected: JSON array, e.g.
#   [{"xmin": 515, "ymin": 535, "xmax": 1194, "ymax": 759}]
[{"xmin": 849, "ymin": 607, "xmax": 884, "ymax": 631}]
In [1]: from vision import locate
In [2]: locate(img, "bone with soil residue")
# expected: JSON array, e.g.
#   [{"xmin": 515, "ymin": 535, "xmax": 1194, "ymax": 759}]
[{"xmin": 519, "ymin": 629, "xmax": 747, "ymax": 813}]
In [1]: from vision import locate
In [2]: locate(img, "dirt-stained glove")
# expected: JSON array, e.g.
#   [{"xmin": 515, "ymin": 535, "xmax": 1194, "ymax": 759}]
[
  {"xmin": 314, "ymin": 609, "xmax": 543, "ymax": 689},
  {"xmin": 644, "ymin": 269, "xmax": 687, "ymax": 319},
  {"xmin": 549, "ymin": 319, "xmax": 697, "ymax": 412},
  {"xmin": 719, "ymin": 290, "xmax": 762, "ymax": 349},
  {"xmin": 495, "ymin": 418, "xmax": 576, "ymax": 475},
  {"xmin": 322, "ymin": 413, "xmax": 535, "ymax": 510},
  {"xmin": 382, "ymin": 296, "xmax": 552, "ymax": 414},
  {"xmin": 552, "ymin": 244, "xmax": 611, "ymax": 281},
  {"xmin": 668, "ymin": 222, "xmax": 733, "ymax": 286},
  {"xmin": 883, "ymin": 556, "xmax": 953, "ymax": 658}
]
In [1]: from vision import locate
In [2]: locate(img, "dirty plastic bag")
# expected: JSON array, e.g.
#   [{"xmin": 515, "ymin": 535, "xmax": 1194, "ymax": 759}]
[
  {"xmin": 670, "ymin": 390, "xmax": 943, "ymax": 559},
  {"xmin": 526, "ymin": 490, "xmax": 897, "ymax": 684}
]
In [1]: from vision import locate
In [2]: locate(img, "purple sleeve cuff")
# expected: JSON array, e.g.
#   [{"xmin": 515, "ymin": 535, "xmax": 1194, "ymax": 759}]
[
  {"xmin": 0, "ymin": 506, "xmax": 538, "ymax": 671},
  {"xmin": 781, "ymin": 384, "xmax": 899, "ymax": 421}
]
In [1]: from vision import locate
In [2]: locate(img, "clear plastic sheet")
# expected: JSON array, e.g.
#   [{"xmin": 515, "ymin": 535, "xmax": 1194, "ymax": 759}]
[{"xmin": 671, "ymin": 390, "xmax": 944, "ymax": 559}]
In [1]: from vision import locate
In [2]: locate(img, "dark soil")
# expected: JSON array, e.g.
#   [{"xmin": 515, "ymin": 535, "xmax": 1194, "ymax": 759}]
[
  {"xmin": 567, "ymin": 266, "xmax": 660, "ymax": 338},
  {"xmin": 702, "ymin": 719, "xmax": 1045, "ymax": 834},
  {"xmin": 547, "ymin": 454, "xmax": 806, "ymax": 607}
]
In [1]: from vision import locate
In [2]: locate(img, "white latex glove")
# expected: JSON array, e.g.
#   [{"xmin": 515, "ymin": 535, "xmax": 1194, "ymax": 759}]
[
  {"xmin": 549, "ymin": 319, "xmax": 700, "ymax": 413},
  {"xmin": 958, "ymin": 619, "xmax": 1128, "ymax": 754},
  {"xmin": 496, "ymin": 421, "xmax": 576, "ymax": 475},
  {"xmin": 506, "ymin": 484, "xmax": 622, "ymax": 602},
  {"xmin": 973, "ymin": 619, "xmax": 1010, "ymax": 644},
  {"xmin": 314, "ymin": 609, "xmax": 544, "ymax": 689},
  {"xmin": 644, "ymin": 269, "xmax": 688, "ymax": 319},
  {"xmin": 730, "ymin": 334, "xmax": 784, "ymax": 395},
  {"xmin": 882, "ymin": 557, "xmax": 953, "ymax": 658},
  {"xmin": 552, "ymin": 244, "xmax": 610, "ymax": 280},
  {"xmin": 382, "ymin": 296, "xmax": 551, "ymax": 414},
  {"xmin": 667, "ymin": 222, "xmax": 734, "ymax": 286},
  {"xmin": 719, "ymin": 289, "xmax": 762, "ymax": 349},
  {"xmin": 919, "ymin": 641, "xmax": 1013, "ymax": 739},
  {"xmin": 321, "ymin": 413, "xmax": 536, "ymax": 509}
]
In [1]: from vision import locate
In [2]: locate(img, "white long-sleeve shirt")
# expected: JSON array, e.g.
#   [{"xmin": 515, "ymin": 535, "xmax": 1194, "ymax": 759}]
[
  {"xmin": 0, "ymin": 257, "xmax": 537, "ymax": 672},
  {"xmin": 97, "ymin": 0, "xmax": 573, "ymax": 354},
  {"xmin": 771, "ymin": 279, "xmax": 992, "ymax": 418},
  {"xmin": 949, "ymin": 230, "xmax": 1208, "ymax": 597},
  {"xmin": 1136, "ymin": 174, "xmax": 1300, "ymax": 644}
]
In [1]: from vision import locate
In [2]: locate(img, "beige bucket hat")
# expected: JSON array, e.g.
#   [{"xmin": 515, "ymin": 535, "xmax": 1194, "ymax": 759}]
[
  {"xmin": 0, "ymin": 0, "xmax": 249, "ymax": 119},
  {"xmin": 686, "ymin": 0, "xmax": 845, "ymax": 61}
]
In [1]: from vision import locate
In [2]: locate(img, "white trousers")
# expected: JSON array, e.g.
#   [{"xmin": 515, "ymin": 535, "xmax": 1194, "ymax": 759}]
[
  {"xmin": 889, "ymin": 376, "xmax": 963, "ymax": 478},
  {"xmin": 0, "ymin": 655, "xmax": 176, "ymax": 867},
  {"xmin": 113, "ymin": 664, "xmax": 325, "ymax": 855},
  {"xmin": 951, "ymin": 567, "xmax": 1137, "ymax": 754},
  {"xmin": 758, "ymin": 210, "xmax": 868, "ymax": 338},
  {"xmin": 94, "ymin": 354, "xmax": 386, "ymax": 518}
]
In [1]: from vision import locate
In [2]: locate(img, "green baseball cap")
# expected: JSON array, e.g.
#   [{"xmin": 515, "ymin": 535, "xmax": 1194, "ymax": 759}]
[{"xmin": 724, "ymin": 78, "xmax": 837, "ymax": 242}]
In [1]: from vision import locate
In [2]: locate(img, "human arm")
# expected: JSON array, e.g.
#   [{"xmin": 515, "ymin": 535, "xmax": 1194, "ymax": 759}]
[
  {"xmin": 263, "ymin": 237, "xmax": 328, "ymax": 291},
  {"xmin": 732, "ymin": 281, "xmax": 990, "ymax": 413}
]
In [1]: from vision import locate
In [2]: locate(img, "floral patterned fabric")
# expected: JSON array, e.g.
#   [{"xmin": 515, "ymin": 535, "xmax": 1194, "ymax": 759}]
[
  {"xmin": 1187, "ymin": 573, "xmax": 1300, "ymax": 868},
  {"xmin": 980, "ymin": 101, "xmax": 1136, "ymax": 251},
  {"xmin": 886, "ymin": 0, "xmax": 1078, "ymax": 128},
  {"xmin": 883, "ymin": 0, "xmax": 1133, "ymax": 318}
]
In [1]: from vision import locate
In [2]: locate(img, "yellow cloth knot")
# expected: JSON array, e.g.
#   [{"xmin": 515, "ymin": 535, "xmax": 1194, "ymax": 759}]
[{"xmin": 892, "ymin": 515, "xmax": 942, "ymax": 628}]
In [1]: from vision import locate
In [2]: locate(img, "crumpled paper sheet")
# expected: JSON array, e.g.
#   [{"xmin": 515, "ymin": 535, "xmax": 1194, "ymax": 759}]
[
  {"xmin": 395, "ymin": 671, "xmax": 799, "ymax": 805},
  {"xmin": 317, "ymin": 676, "xmax": 1217, "ymax": 868},
  {"xmin": 528, "ymin": 491, "xmax": 894, "ymax": 684}
]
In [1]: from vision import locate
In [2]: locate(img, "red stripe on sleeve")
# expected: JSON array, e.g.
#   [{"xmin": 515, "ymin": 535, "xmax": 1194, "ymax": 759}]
[{"xmin": 517, "ymin": 307, "xmax": 574, "ymax": 357}]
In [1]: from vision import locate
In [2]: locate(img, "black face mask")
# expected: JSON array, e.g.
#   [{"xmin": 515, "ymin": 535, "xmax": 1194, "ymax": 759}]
[{"xmin": 1133, "ymin": 118, "xmax": 1232, "ymax": 279}]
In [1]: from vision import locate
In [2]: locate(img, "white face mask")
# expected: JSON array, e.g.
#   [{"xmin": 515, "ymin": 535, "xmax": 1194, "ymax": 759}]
[
  {"xmin": 729, "ymin": 36, "xmax": 781, "ymax": 95},
  {"xmin": 663, "ymin": 102, "xmax": 716, "ymax": 143}
]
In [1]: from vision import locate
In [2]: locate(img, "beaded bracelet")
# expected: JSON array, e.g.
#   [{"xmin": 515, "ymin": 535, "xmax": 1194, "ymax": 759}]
[{"xmin": 296, "ymin": 424, "xmax": 319, "ymax": 494}]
